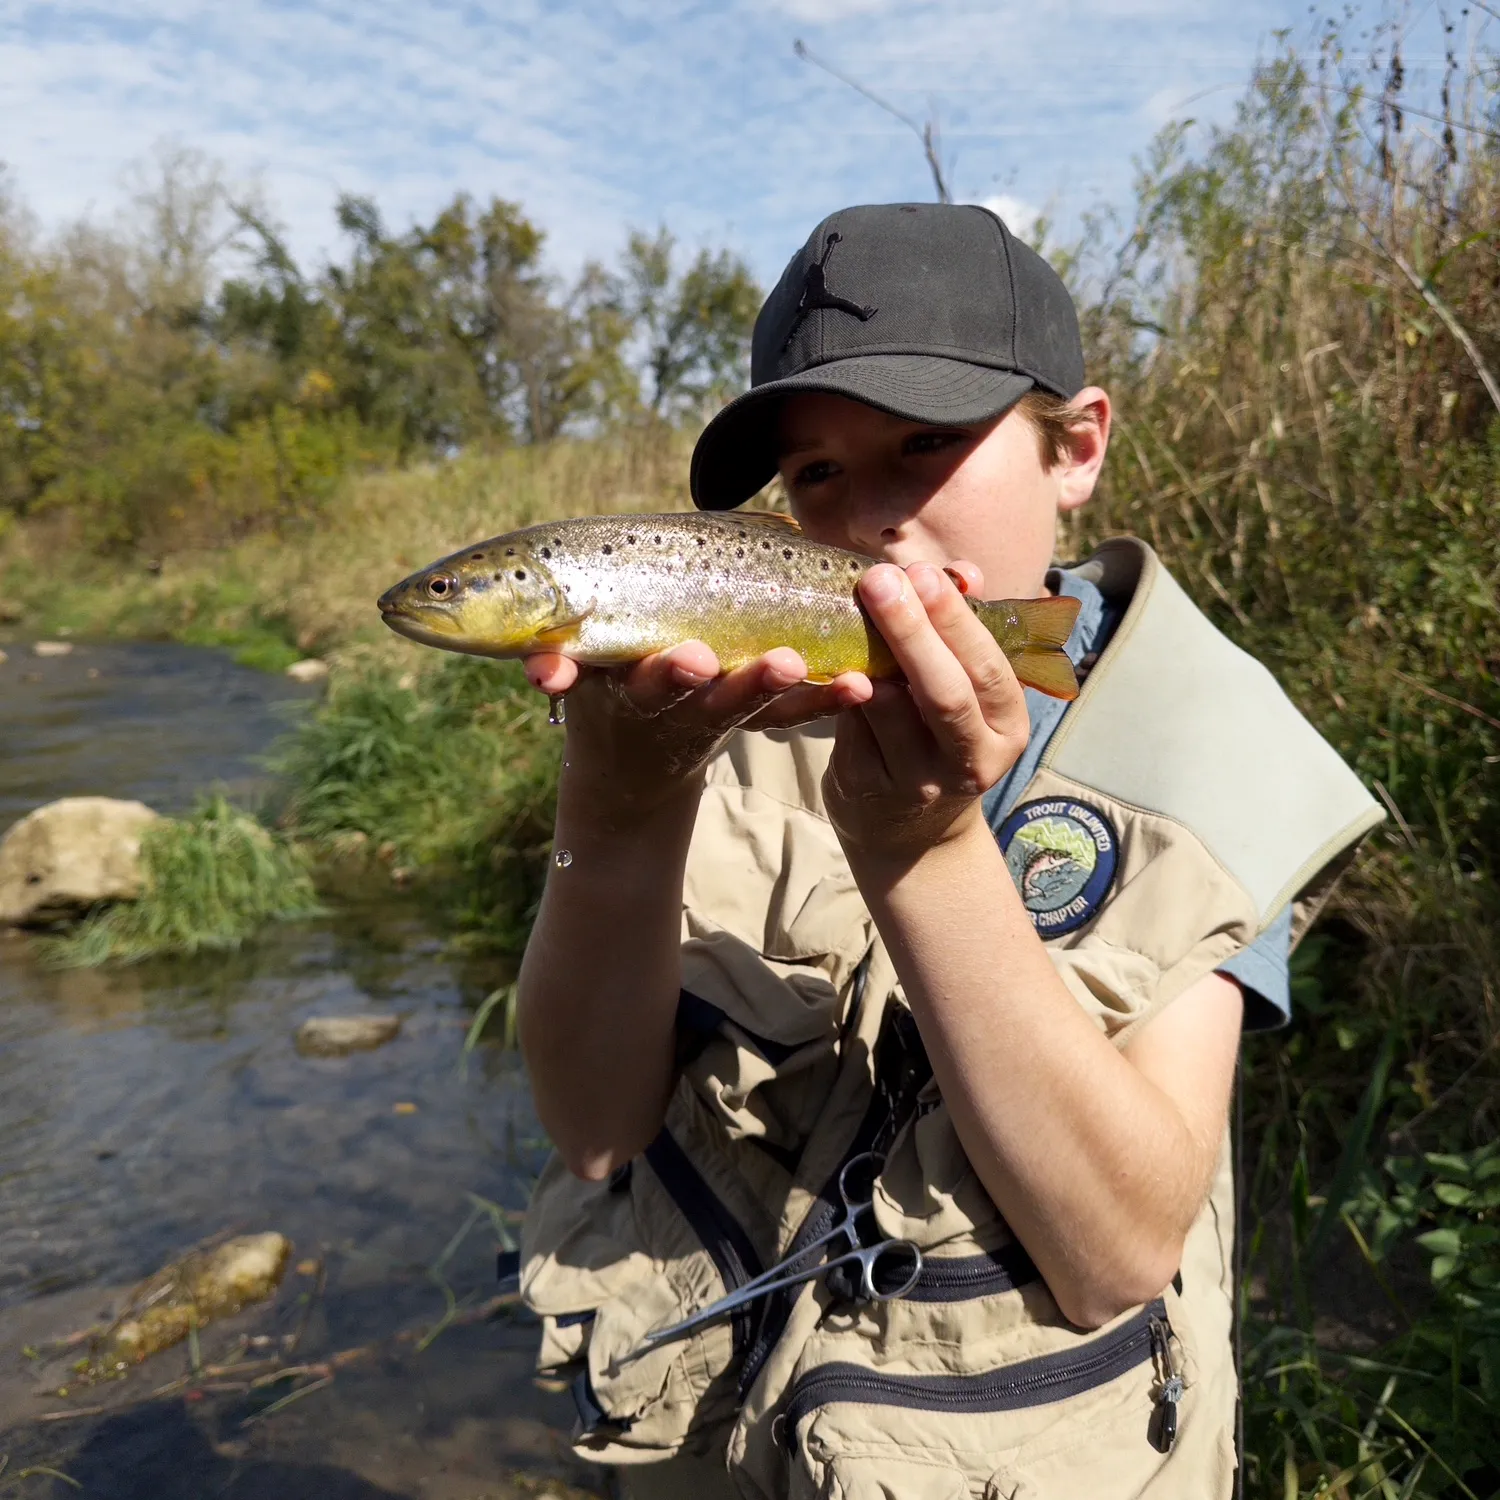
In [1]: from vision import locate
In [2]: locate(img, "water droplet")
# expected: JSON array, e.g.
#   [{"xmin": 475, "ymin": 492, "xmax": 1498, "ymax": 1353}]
[
  {"xmin": 548, "ymin": 694, "xmax": 567, "ymax": 726},
  {"xmin": 554, "ymin": 849, "xmax": 573, "ymax": 868}
]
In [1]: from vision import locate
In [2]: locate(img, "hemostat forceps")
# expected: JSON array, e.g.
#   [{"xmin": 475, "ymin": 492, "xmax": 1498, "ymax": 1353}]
[{"xmin": 622, "ymin": 1151, "xmax": 923, "ymax": 1363}]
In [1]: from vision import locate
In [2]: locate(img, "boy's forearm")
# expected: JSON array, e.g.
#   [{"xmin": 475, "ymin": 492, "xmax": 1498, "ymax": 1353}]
[
  {"xmin": 849, "ymin": 815, "xmax": 1216, "ymax": 1328},
  {"xmin": 516, "ymin": 767, "xmax": 702, "ymax": 1180}
]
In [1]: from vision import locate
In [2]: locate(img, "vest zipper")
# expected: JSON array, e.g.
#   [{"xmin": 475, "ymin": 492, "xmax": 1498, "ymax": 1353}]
[
  {"xmin": 899, "ymin": 1245, "xmax": 1039, "ymax": 1301},
  {"xmin": 781, "ymin": 1299, "xmax": 1168, "ymax": 1452},
  {"xmin": 738, "ymin": 1006, "xmax": 933, "ymax": 1399},
  {"xmin": 643, "ymin": 1130, "xmax": 766, "ymax": 1362}
]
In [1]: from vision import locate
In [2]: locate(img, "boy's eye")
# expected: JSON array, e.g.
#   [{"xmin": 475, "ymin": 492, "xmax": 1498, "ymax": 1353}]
[
  {"xmin": 790, "ymin": 459, "xmax": 838, "ymax": 489},
  {"xmin": 903, "ymin": 430, "xmax": 967, "ymax": 457}
]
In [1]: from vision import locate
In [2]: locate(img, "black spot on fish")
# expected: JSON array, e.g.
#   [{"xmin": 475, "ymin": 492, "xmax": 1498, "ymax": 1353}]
[
  {"xmin": 761, "ymin": 540, "xmax": 771, "ymax": 550},
  {"xmin": 552, "ymin": 537, "xmax": 562, "ymax": 547},
  {"xmin": 627, "ymin": 534, "xmax": 637, "ymax": 545},
  {"xmin": 696, "ymin": 536, "xmax": 706, "ymax": 546},
  {"xmin": 472, "ymin": 552, "xmax": 485, "ymax": 562},
  {"xmin": 515, "ymin": 570, "xmax": 527, "ymax": 581},
  {"xmin": 493, "ymin": 571, "xmax": 503, "ymax": 581},
  {"xmin": 653, "ymin": 534, "xmax": 662, "ymax": 544},
  {"xmin": 506, "ymin": 548, "xmax": 515, "ymax": 556},
  {"xmin": 602, "ymin": 544, "xmax": 613, "ymax": 555},
  {"xmin": 783, "ymin": 548, "xmax": 793, "ymax": 559},
  {"xmin": 849, "ymin": 562, "xmax": 859, "ymax": 573},
  {"xmin": 736, "ymin": 547, "xmax": 745, "ymax": 558},
  {"xmin": 820, "ymin": 560, "xmax": 831, "ymax": 571},
  {"xmin": 540, "ymin": 547, "xmax": 551, "ymax": 559}
]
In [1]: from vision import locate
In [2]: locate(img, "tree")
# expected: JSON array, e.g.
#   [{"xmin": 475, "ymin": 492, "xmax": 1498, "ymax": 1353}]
[{"xmin": 618, "ymin": 228, "xmax": 760, "ymax": 420}]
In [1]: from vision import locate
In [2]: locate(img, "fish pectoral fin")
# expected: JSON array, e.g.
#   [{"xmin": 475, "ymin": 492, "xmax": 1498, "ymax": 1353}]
[
  {"xmin": 531, "ymin": 603, "xmax": 596, "ymax": 649},
  {"xmin": 736, "ymin": 510, "xmax": 803, "ymax": 530}
]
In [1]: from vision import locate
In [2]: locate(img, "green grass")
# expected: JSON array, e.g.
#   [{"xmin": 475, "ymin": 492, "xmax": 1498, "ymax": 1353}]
[
  {"xmin": 273, "ymin": 653, "xmax": 562, "ymax": 956},
  {"xmin": 40, "ymin": 797, "xmax": 322, "ymax": 967}
]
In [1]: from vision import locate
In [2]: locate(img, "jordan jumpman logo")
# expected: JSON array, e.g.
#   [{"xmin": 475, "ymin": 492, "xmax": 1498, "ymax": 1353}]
[{"xmin": 782, "ymin": 232, "xmax": 877, "ymax": 349}]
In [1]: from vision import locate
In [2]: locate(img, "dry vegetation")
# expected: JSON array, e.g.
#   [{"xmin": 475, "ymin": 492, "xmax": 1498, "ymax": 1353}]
[{"xmin": 4, "ymin": 14, "xmax": 1498, "ymax": 1497}]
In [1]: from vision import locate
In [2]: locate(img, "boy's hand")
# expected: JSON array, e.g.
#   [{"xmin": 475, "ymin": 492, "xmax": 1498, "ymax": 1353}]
[
  {"xmin": 823, "ymin": 561, "xmax": 1031, "ymax": 862},
  {"xmin": 524, "ymin": 646, "xmax": 871, "ymax": 819}
]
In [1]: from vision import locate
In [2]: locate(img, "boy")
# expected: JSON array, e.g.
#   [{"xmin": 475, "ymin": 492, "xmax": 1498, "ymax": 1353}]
[{"xmin": 515, "ymin": 203, "xmax": 1381, "ymax": 1499}]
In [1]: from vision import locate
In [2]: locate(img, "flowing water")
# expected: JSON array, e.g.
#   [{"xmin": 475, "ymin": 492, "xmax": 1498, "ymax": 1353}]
[{"xmin": 0, "ymin": 642, "xmax": 601, "ymax": 1498}]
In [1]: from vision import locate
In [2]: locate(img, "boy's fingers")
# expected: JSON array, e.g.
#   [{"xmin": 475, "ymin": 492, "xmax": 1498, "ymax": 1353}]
[
  {"xmin": 907, "ymin": 565, "xmax": 1026, "ymax": 732},
  {"xmin": 524, "ymin": 653, "xmax": 580, "ymax": 695},
  {"xmin": 859, "ymin": 565, "xmax": 988, "ymax": 753},
  {"xmin": 615, "ymin": 642, "xmax": 723, "ymax": 712},
  {"xmin": 856, "ymin": 680, "xmax": 933, "ymax": 778},
  {"xmin": 740, "ymin": 672, "xmax": 874, "ymax": 731},
  {"xmin": 699, "ymin": 648, "xmax": 810, "ymax": 722}
]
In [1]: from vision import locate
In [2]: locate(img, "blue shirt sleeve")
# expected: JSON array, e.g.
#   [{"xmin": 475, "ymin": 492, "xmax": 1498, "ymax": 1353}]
[{"xmin": 1216, "ymin": 903, "xmax": 1293, "ymax": 1031}]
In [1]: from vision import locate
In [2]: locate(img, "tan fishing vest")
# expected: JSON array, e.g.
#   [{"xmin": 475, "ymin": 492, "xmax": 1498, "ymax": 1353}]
[{"xmin": 519, "ymin": 538, "xmax": 1384, "ymax": 1500}]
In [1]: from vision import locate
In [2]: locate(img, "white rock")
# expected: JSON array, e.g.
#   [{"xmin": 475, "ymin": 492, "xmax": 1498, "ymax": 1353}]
[
  {"xmin": 32, "ymin": 641, "xmax": 73, "ymax": 658},
  {"xmin": 0, "ymin": 797, "xmax": 160, "ymax": 926},
  {"xmin": 109, "ymin": 1232, "xmax": 292, "ymax": 1363},
  {"xmin": 295, "ymin": 1014, "xmax": 402, "ymax": 1056},
  {"xmin": 285, "ymin": 658, "xmax": 329, "ymax": 683}
]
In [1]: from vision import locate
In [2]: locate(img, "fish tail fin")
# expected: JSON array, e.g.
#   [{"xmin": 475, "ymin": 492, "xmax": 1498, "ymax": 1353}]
[
  {"xmin": 974, "ymin": 595, "xmax": 1082, "ymax": 701},
  {"xmin": 1010, "ymin": 647, "xmax": 1080, "ymax": 700}
]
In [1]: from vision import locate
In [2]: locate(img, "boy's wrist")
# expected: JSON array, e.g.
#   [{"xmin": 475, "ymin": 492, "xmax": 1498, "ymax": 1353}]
[
  {"xmin": 557, "ymin": 749, "xmax": 706, "ymax": 838},
  {"xmin": 838, "ymin": 801, "xmax": 992, "ymax": 885}
]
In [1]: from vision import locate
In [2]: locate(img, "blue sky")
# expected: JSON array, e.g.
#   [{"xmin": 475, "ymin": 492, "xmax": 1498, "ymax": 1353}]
[{"xmin": 0, "ymin": 1, "xmax": 1475, "ymax": 287}]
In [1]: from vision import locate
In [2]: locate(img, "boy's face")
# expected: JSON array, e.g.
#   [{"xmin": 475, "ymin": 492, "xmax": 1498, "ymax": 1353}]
[{"xmin": 775, "ymin": 391, "xmax": 1107, "ymax": 600}]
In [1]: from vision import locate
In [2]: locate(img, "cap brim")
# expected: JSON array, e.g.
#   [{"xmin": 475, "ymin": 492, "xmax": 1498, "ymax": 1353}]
[{"xmin": 690, "ymin": 355, "xmax": 1035, "ymax": 510}]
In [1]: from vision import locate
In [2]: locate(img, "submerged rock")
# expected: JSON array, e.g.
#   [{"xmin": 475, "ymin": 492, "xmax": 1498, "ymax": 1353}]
[
  {"xmin": 0, "ymin": 797, "xmax": 160, "ymax": 926},
  {"xmin": 0, "ymin": 599, "xmax": 22, "ymax": 623},
  {"xmin": 32, "ymin": 640, "xmax": 74, "ymax": 657},
  {"xmin": 285, "ymin": 658, "xmax": 329, "ymax": 683},
  {"xmin": 109, "ymin": 1232, "xmax": 292, "ymax": 1364},
  {"xmin": 295, "ymin": 1014, "xmax": 402, "ymax": 1056}
]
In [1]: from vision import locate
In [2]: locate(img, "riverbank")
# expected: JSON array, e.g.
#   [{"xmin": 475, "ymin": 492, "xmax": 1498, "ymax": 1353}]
[
  {"xmin": 0, "ymin": 429, "xmax": 694, "ymax": 675},
  {"xmin": 5, "ymin": 422, "xmax": 1498, "ymax": 1494}
]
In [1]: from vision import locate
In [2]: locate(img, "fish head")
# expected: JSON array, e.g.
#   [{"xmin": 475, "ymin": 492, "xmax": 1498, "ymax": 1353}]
[{"xmin": 377, "ymin": 541, "xmax": 570, "ymax": 658}]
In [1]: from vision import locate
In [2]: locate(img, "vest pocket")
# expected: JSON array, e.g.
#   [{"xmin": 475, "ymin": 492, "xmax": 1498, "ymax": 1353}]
[
  {"xmin": 781, "ymin": 1300, "xmax": 1177, "ymax": 1500},
  {"xmin": 566, "ymin": 1125, "xmax": 773, "ymax": 1461}
]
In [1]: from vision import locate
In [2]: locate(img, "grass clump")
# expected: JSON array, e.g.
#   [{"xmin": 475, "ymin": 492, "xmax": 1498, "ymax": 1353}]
[
  {"xmin": 274, "ymin": 654, "xmax": 561, "ymax": 955},
  {"xmin": 41, "ymin": 797, "xmax": 321, "ymax": 968}
]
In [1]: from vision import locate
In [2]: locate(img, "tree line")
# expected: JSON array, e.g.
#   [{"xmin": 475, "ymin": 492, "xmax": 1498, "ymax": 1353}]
[{"xmin": 0, "ymin": 154, "xmax": 760, "ymax": 548}]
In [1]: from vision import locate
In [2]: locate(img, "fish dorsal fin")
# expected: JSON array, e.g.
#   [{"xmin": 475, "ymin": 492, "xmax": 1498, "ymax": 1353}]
[{"xmin": 735, "ymin": 510, "xmax": 802, "ymax": 530}]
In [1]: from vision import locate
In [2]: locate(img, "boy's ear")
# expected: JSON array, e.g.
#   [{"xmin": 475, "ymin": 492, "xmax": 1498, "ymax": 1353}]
[{"xmin": 1056, "ymin": 387, "xmax": 1111, "ymax": 514}]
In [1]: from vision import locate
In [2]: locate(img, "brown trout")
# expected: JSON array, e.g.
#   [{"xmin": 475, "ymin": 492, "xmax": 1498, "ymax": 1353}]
[{"xmin": 377, "ymin": 512, "xmax": 1081, "ymax": 699}]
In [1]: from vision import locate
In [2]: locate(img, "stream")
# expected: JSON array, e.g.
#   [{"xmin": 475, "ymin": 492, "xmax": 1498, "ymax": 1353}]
[{"xmin": 0, "ymin": 642, "xmax": 600, "ymax": 1498}]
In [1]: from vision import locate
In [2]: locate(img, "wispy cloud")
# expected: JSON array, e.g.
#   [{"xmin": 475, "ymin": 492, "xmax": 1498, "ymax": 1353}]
[{"xmin": 0, "ymin": 0, "xmax": 1444, "ymax": 290}]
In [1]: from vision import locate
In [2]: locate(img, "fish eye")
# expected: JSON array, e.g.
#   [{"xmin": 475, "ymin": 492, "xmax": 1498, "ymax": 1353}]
[{"xmin": 426, "ymin": 573, "xmax": 458, "ymax": 600}]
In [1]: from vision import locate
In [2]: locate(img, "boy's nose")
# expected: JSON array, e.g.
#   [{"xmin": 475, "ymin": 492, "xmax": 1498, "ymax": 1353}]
[{"xmin": 843, "ymin": 484, "xmax": 912, "ymax": 556}]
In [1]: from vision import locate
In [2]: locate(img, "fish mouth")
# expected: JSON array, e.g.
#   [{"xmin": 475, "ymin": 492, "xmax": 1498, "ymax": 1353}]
[{"xmin": 378, "ymin": 603, "xmax": 461, "ymax": 648}]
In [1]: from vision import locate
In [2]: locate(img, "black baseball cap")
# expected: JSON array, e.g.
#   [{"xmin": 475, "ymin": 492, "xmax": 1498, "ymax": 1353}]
[{"xmin": 690, "ymin": 202, "xmax": 1086, "ymax": 510}]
